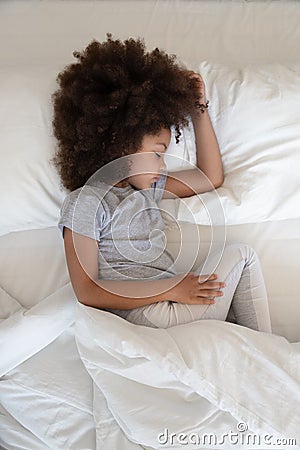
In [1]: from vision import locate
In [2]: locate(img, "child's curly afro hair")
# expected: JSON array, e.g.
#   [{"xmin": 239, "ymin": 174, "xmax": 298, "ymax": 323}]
[{"xmin": 51, "ymin": 33, "xmax": 200, "ymax": 191}]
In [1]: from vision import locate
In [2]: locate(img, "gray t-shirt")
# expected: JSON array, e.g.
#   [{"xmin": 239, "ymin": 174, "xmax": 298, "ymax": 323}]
[{"xmin": 58, "ymin": 173, "xmax": 176, "ymax": 287}]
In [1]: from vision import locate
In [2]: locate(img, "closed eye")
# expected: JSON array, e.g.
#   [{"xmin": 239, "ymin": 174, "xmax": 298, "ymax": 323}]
[{"xmin": 155, "ymin": 152, "xmax": 162, "ymax": 158}]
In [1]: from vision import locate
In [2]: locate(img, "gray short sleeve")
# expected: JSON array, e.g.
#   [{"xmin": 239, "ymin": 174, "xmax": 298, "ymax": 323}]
[{"xmin": 58, "ymin": 186, "xmax": 108, "ymax": 240}]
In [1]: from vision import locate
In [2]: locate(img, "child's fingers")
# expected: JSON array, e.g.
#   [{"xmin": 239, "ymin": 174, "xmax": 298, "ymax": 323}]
[
  {"xmin": 198, "ymin": 274, "xmax": 225, "ymax": 289},
  {"xmin": 197, "ymin": 289, "xmax": 224, "ymax": 298},
  {"xmin": 198, "ymin": 273, "xmax": 218, "ymax": 283}
]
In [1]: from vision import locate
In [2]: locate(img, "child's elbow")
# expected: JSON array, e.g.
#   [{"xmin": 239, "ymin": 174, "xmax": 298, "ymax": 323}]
[
  {"xmin": 71, "ymin": 279, "xmax": 98, "ymax": 308},
  {"xmin": 76, "ymin": 293, "xmax": 103, "ymax": 310},
  {"xmin": 76, "ymin": 295, "xmax": 91, "ymax": 307},
  {"xmin": 75, "ymin": 280, "xmax": 109, "ymax": 310},
  {"xmin": 213, "ymin": 175, "xmax": 224, "ymax": 189}
]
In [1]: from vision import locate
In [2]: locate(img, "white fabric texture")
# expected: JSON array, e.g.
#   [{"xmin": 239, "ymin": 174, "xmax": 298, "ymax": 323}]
[
  {"xmin": 162, "ymin": 62, "xmax": 300, "ymax": 225},
  {"xmin": 0, "ymin": 326, "xmax": 96, "ymax": 450},
  {"xmin": 1, "ymin": 273, "xmax": 299, "ymax": 450},
  {"xmin": 0, "ymin": 226, "xmax": 69, "ymax": 310},
  {"xmin": 0, "ymin": 283, "xmax": 75, "ymax": 377},
  {"xmin": 75, "ymin": 303, "xmax": 300, "ymax": 449},
  {"xmin": 0, "ymin": 66, "xmax": 68, "ymax": 236}
]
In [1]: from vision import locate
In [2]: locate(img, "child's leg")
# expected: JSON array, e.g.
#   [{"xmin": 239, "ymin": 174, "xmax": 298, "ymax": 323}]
[
  {"xmin": 196, "ymin": 243, "xmax": 272, "ymax": 333},
  {"xmin": 123, "ymin": 243, "xmax": 272, "ymax": 333}
]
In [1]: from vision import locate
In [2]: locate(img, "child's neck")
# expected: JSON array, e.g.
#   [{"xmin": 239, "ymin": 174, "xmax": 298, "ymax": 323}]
[
  {"xmin": 113, "ymin": 180, "xmax": 130, "ymax": 188},
  {"xmin": 113, "ymin": 180, "xmax": 141, "ymax": 191}
]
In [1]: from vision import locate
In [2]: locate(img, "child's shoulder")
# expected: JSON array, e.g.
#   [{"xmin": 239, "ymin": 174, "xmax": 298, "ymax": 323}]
[
  {"xmin": 63, "ymin": 182, "xmax": 112, "ymax": 205},
  {"xmin": 60, "ymin": 183, "xmax": 114, "ymax": 222},
  {"xmin": 58, "ymin": 182, "xmax": 113, "ymax": 238}
]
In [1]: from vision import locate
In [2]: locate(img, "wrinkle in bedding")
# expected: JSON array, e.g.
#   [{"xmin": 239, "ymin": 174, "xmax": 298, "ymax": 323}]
[{"xmin": 75, "ymin": 303, "xmax": 300, "ymax": 449}]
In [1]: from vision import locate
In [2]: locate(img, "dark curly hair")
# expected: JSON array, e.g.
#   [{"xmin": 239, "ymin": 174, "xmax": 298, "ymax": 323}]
[{"xmin": 51, "ymin": 33, "xmax": 199, "ymax": 191}]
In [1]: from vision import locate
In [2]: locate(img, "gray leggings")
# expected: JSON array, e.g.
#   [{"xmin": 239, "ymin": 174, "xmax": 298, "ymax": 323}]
[{"xmin": 122, "ymin": 243, "xmax": 272, "ymax": 333}]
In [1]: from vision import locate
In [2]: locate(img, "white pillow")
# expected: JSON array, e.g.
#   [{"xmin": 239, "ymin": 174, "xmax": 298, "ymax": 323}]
[
  {"xmin": 0, "ymin": 65, "xmax": 69, "ymax": 236},
  {"xmin": 170, "ymin": 62, "xmax": 300, "ymax": 225},
  {"xmin": 1, "ymin": 63, "xmax": 299, "ymax": 235},
  {"xmin": 0, "ymin": 65, "xmax": 193, "ymax": 236}
]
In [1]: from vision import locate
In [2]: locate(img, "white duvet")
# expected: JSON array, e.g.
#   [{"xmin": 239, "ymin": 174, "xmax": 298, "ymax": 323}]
[
  {"xmin": 2, "ymin": 282, "xmax": 299, "ymax": 449},
  {"xmin": 75, "ymin": 303, "xmax": 300, "ymax": 450}
]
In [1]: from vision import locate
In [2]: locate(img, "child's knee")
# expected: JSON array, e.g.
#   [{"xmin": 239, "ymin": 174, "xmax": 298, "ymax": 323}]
[
  {"xmin": 196, "ymin": 242, "xmax": 259, "ymax": 282},
  {"xmin": 213, "ymin": 243, "xmax": 257, "ymax": 280}
]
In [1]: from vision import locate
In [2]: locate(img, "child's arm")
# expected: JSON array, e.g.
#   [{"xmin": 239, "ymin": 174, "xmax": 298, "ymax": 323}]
[
  {"xmin": 163, "ymin": 71, "xmax": 224, "ymax": 199},
  {"xmin": 63, "ymin": 228, "xmax": 224, "ymax": 310},
  {"xmin": 190, "ymin": 71, "xmax": 224, "ymax": 188}
]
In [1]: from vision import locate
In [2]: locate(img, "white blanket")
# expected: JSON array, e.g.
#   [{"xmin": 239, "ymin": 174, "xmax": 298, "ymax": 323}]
[
  {"xmin": 1, "ymin": 280, "xmax": 299, "ymax": 449},
  {"xmin": 75, "ymin": 303, "xmax": 300, "ymax": 450}
]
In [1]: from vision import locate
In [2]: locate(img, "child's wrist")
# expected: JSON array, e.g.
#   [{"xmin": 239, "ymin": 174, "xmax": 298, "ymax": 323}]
[{"xmin": 194, "ymin": 99, "xmax": 209, "ymax": 113}]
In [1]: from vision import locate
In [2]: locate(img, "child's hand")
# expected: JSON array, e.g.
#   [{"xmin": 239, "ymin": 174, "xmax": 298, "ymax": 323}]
[
  {"xmin": 186, "ymin": 70, "xmax": 207, "ymax": 103},
  {"xmin": 170, "ymin": 273, "xmax": 225, "ymax": 305}
]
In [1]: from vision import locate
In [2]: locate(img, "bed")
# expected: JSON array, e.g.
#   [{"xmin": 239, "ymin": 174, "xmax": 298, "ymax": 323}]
[{"xmin": 1, "ymin": 1, "xmax": 300, "ymax": 449}]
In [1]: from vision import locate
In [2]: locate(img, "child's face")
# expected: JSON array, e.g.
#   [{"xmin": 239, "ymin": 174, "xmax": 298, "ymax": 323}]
[{"xmin": 127, "ymin": 127, "xmax": 171, "ymax": 190}]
